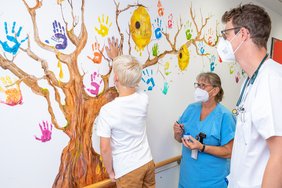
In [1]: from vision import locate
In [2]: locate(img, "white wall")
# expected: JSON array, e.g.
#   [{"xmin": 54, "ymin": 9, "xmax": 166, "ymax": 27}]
[{"xmin": 0, "ymin": 0, "xmax": 281, "ymax": 188}]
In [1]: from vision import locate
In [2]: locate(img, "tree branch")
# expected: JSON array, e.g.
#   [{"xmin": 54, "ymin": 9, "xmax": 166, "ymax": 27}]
[
  {"xmin": 143, "ymin": 50, "xmax": 177, "ymax": 69},
  {"xmin": 0, "ymin": 54, "xmax": 64, "ymax": 130},
  {"xmin": 113, "ymin": 0, "xmax": 143, "ymax": 55}
]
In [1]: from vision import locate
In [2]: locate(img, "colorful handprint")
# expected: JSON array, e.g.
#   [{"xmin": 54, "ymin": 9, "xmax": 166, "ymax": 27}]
[
  {"xmin": 0, "ymin": 76, "xmax": 23, "ymax": 106},
  {"xmin": 164, "ymin": 61, "xmax": 171, "ymax": 76},
  {"xmin": 161, "ymin": 81, "xmax": 169, "ymax": 95},
  {"xmin": 185, "ymin": 29, "xmax": 192, "ymax": 41},
  {"xmin": 205, "ymin": 28, "xmax": 218, "ymax": 46},
  {"xmin": 57, "ymin": 0, "xmax": 64, "ymax": 5},
  {"xmin": 229, "ymin": 64, "xmax": 235, "ymax": 74},
  {"xmin": 235, "ymin": 71, "xmax": 240, "ymax": 83},
  {"xmin": 209, "ymin": 55, "xmax": 216, "ymax": 72},
  {"xmin": 157, "ymin": 0, "xmax": 164, "ymax": 17},
  {"xmin": 95, "ymin": 15, "xmax": 112, "ymax": 37},
  {"xmin": 153, "ymin": 18, "xmax": 163, "ymax": 40},
  {"xmin": 0, "ymin": 21, "xmax": 28, "ymax": 55},
  {"xmin": 152, "ymin": 43, "xmax": 159, "ymax": 57},
  {"xmin": 51, "ymin": 20, "xmax": 68, "ymax": 50},
  {"xmin": 167, "ymin": 14, "xmax": 173, "ymax": 29},
  {"xmin": 35, "ymin": 121, "xmax": 53, "ymax": 143},
  {"xmin": 142, "ymin": 69, "xmax": 155, "ymax": 91},
  {"xmin": 85, "ymin": 71, "xmax": 104, "ymax": 97},
  {"xmin": 87, "ymin": 42, "xmax": 104, "ymax": 64},
  {"xmin": 198, "ymin": 42, "xmax": 205, "ymax": 55}
]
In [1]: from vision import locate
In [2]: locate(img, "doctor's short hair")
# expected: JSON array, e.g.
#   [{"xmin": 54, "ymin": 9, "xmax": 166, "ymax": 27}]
[
  {"xmin": 197, "ymin": 72, "xmax": 224, "ymax": 103},
  {"xmin": 221, "ymin": 3, "xmax": 271, "ymax": 49},
  {"xmin": 113, "ymin": 55, "xmax": 143, "ymax": 88}
]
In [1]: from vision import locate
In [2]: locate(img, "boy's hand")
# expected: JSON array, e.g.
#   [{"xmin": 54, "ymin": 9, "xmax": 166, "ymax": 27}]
[
  {"xmin": 109, "ymin": 171, "xmax": 116, "ymax": 182},
  {"xmin": 105, "ymin": 36, "xmax": 121, "ymax": 60}
]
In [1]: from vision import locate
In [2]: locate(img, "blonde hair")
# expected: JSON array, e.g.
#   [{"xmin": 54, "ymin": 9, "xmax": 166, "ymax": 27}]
[{"xmin": 113, "ymin": 55, "xmax": 142, "ymax": 88}]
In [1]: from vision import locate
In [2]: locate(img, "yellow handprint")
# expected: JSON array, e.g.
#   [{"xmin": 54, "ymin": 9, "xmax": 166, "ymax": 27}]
[
  {"xmin": 95, "ymin": 15, "xmax": 112, "ymax": 37},
  {"xmin": 164, "ymin": 62, "xmax": 171, "ymax": 76},
  {"xmin": 0, "ymin": 76, "xmax": 22, "ymax": 106},
  {"xmin": 57, "ymin": 0, "xmax": 64, "ymax": 5}
]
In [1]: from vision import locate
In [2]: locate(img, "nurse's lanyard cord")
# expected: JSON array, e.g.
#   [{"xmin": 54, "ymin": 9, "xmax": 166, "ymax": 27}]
[{"xmin": 232, "ymin": 53, "xmax": 268, "ymax": 116}]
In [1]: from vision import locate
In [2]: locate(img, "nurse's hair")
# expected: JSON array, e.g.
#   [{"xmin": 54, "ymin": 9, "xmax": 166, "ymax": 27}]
[
  {"xmin": 196, "ymin": 72, "xmax": 224, "ymax": 103},
  {"xmin": 113, "ymin": 55, "xmax": 143, "ymax": 88}
]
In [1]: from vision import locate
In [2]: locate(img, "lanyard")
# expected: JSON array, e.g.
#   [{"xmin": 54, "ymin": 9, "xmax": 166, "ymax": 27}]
[{"xmin": 236, "ymin": 53, "xmax": 268, "ymax": 107}]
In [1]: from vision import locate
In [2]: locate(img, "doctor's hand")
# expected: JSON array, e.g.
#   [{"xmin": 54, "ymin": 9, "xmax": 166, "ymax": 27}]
[{"xmin": 182, "ymin": 136, "xmax": 203, "ymax": 150}]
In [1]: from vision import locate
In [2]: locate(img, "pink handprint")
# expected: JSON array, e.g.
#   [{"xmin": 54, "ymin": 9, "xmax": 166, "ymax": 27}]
[
  {"xmin": 86, "ymin": 72, "xmax": 103, "ymax": 96},
  {"xmin": 168, "ymin": 14, "xmax": 173, "ymax": 29},
  {"xmin": 87, "ymin": 42, "xmax": 104, "ymax": 64},
  {"xmin": 35, "ymin": 121, "xmax": 53, "ymax": 143}
]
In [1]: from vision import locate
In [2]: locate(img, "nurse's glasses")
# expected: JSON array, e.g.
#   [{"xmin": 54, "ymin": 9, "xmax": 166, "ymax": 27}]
[{"xmin": 194, "ymin": 82, "xmax": 214, "ymax": 89}]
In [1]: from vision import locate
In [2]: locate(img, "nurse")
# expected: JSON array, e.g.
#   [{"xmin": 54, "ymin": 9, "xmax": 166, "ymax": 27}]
[{"xmin": 173, "ymin": 72, "xmax": 236, "ymax": 188}]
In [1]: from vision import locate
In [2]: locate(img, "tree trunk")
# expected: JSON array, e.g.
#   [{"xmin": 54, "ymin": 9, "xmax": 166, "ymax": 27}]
[
  {"xmin": 52, "ymin": 88, "xmax": 118, "ymax": 188},
  {"xmin": 52, "ymin": 127, "xmax": 108, "ymax": 188}
]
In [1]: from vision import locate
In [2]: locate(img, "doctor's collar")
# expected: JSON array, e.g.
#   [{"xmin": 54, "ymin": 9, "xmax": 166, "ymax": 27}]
[
  {"xmin": 236, "ymin": 53, "xmax": 268, "ymax": 107},
  {"xmin": 248, "ymin": 53, "xmax": 268, "ymax": 85}
]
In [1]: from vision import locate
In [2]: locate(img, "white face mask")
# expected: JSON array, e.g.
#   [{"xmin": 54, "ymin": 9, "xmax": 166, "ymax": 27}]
[
  {"xmin": 217, "ymin": 32, "xmax": 243, "ymax": 62},
  {"xmin": 194, "ymin": 88, "xmax": 209, "ymax": 102}
]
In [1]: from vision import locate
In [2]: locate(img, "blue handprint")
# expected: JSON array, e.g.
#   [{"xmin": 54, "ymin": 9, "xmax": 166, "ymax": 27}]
[
  {"xmin": 0, "ymin": 22, "xmax": 28, "ymax": 55},
  {"xmin": 161, "ymin": 81, "xmax": 169, "ymax": 95},
  {"xmin": 153, "ymin": 18, "xmax": 163, "ymax": 40},
  {"xmin": 50, "ymin": 20, "xmax": 68, "ymax": 50},
  {"xmin": 209, "ymin": 55, "xmax": 216, "ymax": 72},
  {"xmin": 142, "ymin": 69, "xmax": 155, "ymax": 91},
  {"xmin": 198, "ymin": 42, "xmax": 205, "ymax": 55}
]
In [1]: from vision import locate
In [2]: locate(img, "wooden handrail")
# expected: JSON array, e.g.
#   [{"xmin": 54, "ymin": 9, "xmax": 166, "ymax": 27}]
[{"xmin": 84, "ymin": 155, "xmax": 181, "ymax": 188}]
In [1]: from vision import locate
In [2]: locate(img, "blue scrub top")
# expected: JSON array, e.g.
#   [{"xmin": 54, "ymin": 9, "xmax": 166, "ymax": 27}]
[{"xmin": 178, "ymin": 102, "xmax": 236, "ymax": 188}]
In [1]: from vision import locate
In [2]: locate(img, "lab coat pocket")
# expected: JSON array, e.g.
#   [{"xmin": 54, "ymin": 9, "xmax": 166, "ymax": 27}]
[{"xmin": 240, "ymin": 111, "xmax": 251, "ymax": 145}]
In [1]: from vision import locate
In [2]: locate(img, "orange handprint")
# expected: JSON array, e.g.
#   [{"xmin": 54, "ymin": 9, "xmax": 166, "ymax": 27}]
[
  {"xmin": 87, "ymin": 42, "xmax": 104, "ymax": 64},
  {"xmin": 0, "ymin": 76, "xmax": 22, "ymax": 106},
  {"xmin": 157, "ymin": 0, "xmax": 164, "ymax": 17}
]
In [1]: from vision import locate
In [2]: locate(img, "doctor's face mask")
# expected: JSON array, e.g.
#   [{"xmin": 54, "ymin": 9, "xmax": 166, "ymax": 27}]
[{"xmin": 217, "ymin": 30, "xmax": 244, "ymax": 62}]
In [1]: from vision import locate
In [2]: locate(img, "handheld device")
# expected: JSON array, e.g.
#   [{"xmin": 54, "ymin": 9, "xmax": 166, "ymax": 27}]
[{"xmin": 198, "ymin": 132, "xmax": 206, "ymax": 144}]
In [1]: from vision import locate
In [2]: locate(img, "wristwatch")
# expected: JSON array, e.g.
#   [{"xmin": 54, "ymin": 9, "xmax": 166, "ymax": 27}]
[{"xmin": 200, "ymin": 144, "xmax": 206, "ymax": 152}]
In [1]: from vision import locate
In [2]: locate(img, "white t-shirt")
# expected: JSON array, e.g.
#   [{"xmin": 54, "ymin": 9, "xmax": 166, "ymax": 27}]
[
  {"xmin": 95, "ymin": 91, "xmax": 152, "ymax": 179},
  {"xmin": 228, "ymin": 59, "xmax": 282, "ymax": 188}
]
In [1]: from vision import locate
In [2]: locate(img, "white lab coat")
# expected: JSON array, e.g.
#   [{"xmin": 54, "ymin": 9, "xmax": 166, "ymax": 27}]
[{"xmin": 228, "ymin": 59, "xmax": 282, "ymax": 188}]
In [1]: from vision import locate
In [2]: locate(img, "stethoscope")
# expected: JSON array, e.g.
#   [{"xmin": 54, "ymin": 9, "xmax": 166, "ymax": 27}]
[{"xmin": 232, "ymin": 53, "xmax": 269, "ymax": 121}]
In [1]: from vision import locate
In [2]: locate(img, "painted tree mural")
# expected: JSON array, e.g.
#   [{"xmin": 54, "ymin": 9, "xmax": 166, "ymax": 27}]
[{"xmin": 0, "ymin": 0, "xmax": 226, "ymax": 187}]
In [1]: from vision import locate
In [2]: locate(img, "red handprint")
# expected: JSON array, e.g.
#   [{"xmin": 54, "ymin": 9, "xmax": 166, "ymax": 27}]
[
  {"xmin": 87, "ymin": 42, "xmax": 104, "ymax": 64},
  {"xmin": 168, "ymin": 14, "xmax": 173, "ymax": 29},
  {"xmin": 34, "ymin": 121, "xmax": 53, "ymax": 143}
]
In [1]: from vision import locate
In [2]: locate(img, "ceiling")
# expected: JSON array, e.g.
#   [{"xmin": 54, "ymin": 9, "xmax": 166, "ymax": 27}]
[{"xmin": 256, "ymin": 0, "xmax": 282, "ymax": 16}]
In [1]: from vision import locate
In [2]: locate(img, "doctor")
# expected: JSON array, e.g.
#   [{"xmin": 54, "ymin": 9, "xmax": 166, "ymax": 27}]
[{"xmin": 217, "ymin": 3, "xmax": 282, "ymax": 188}]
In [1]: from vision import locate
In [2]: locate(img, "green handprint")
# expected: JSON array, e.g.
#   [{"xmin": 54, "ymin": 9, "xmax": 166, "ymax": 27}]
[
  {"xmin": 152, "ymin": 43, "xmax": 159, "ymax": 57},
  {"xmin": 185, "ymin": 29, "xmax": 192, "ymax": 40}
]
